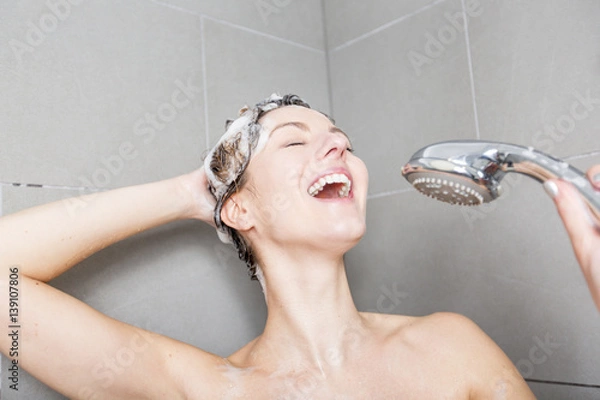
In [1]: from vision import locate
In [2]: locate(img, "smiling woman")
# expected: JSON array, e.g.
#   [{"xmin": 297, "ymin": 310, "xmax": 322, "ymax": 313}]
[{"xmin": 0, "ymin": 94, "xmax": 536, "ymax": 399}]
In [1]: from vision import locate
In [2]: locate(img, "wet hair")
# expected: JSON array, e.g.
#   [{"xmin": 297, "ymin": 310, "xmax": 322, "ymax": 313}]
[{"xmin": 205, "ymin": 94, "xmax": 312, "ymax": 280}]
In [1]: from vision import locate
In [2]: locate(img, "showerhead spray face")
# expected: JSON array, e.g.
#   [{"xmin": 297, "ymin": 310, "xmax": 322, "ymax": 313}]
[
  {"xmin": 409, "ymin": 175, "xmax": 486, "ymax": 205},
  {"xmin": 402, "ymin": 140, "xmax": 600, "ymax": 222}
]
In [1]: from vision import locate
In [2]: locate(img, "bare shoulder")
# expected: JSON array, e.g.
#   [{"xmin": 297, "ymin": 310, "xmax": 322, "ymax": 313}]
[
  {"xmin": 423, "ymin": 312, "xmax": 535, "ymax": 398},
  {"xmin": 363, "ymin": 312, "xmax": 535, "ymax": 399}
]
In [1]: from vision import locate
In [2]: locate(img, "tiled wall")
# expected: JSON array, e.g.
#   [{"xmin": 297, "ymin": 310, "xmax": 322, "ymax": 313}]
[
  {"xmin": 327, "ymin": 0, "xmax": 600, "ymax": 398},
  {"xmin": 1, "ymin": 0, "xmax": 599, "ymax": 399}
]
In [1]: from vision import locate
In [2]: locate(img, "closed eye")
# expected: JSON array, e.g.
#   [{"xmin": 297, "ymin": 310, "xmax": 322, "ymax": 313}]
[{"xmin": 285, "ymin": 142, "xmax": 305, "ymax": 148}]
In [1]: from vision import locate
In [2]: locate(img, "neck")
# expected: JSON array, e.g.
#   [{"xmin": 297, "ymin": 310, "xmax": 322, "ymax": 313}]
[{"xmin": 252, "ymin": 251, "xmax": 367, "ymax": 372}]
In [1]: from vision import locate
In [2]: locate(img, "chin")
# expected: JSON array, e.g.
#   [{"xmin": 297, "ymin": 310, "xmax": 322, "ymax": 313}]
[{"xmin": 323, "ymin": 220, "xmax": 366, "ymax": 249}]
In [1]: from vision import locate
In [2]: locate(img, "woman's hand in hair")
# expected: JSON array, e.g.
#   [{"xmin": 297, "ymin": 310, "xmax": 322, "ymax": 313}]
[
  {"xmin": 178, "ymin": 167, "xmax": 217, "ymax": 227},
  {"xmin": 545, "ymin": 164, "xmax": 600, "ymax": 311}
]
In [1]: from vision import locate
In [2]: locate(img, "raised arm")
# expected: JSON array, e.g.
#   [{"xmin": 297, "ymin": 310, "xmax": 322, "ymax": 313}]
[
  {"xmin": 0, "ymin": 168, "xmax": 226, "ymax": 399},
  {"xmin": 0, "ymin": 168, "xmax": 214, "ymax": 282}
]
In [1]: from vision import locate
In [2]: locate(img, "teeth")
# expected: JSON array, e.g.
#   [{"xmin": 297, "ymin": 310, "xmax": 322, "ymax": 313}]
[{"xmin": 309, "ymin": 173, "xmax": 352, "ymax": 198}]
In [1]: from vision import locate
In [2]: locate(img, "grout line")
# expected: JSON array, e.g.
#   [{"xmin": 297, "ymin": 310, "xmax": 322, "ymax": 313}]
[
  {"xmin": 146, "ymin": 0, "xmax": 202, "ymax": 16},
  {"xmin": 200, "ymin": 16, "xmax": 211, "ymax": 151},
  {"xmin": 320, "ymin": 0, "xmax": 335, "ymax": 117},
  {"xmin": 330, "ymin": 0, "xmax": 450, "ymax": 53},
  {"xmin": 564, "ymin": 150, "xmax": 600, "ymax": 161},
  {"xmin": 0, "ymin": 182, "xmax": 43, "ymax": 187},
  {"xmin": 147, "ymin": 0, "xmax": 324, "ymax": 54},
  {"xmin": 202, "ymin": 15, "xmax": 325, "ymax": 54},
  {"xmin": 525, "ymin": 378, "xmax": 600, "ymax": 389},
  {"xmin": 367, "ymin": 187, "xmax": 413, "ymax": 200},
  {"xmin": 461, "ymin": 0, "xmax": 480, "ymax": 140}
]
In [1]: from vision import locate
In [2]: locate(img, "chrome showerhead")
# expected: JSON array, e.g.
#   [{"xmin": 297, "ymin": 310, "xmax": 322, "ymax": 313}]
[{"xmin": 402, "ymin": 140, "xmax": 600, "ymax": 221}]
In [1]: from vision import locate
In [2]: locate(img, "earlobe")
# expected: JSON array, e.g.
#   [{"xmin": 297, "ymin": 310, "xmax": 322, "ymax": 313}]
[{"xmin": 221, "ymin": 194, "xmax": 253, "ymax": 232}]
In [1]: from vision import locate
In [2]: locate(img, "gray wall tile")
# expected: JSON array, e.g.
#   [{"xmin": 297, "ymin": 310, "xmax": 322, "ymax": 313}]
[
  {"xmin": 0, "ymin": 0, "xmax": 205, "ymax": 188},
  {"xmin": 469, "ymin": 0, "xmax": 600, "ymax": 157},
  {"xmin": 329, "ymin": 0, "xmax": 477, "ymax": 195},
  {"xmin": 528, "ymin": 381, "xmax": 600, "ymax": 400},
  {"xmin": 324, "ymin": 0, "xmax": 442, "ymax": 50},
  {"xmin": 202, "ymin": 18, "xmax": 329, "ymax": 146},
  {"xmin": 156, "ymin": 0, "xmax": 325, "ymax": 50}
]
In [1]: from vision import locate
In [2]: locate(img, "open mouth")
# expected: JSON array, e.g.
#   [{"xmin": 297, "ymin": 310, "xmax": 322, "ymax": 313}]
[{"xmin": 308, "ymin": 173, "xmax": 352, "ymax": 199}]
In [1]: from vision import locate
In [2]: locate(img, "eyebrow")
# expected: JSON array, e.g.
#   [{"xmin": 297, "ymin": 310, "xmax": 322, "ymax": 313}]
[{"xmin": 269, "ymin": 121, "xmax": 352, "ymax": 144}]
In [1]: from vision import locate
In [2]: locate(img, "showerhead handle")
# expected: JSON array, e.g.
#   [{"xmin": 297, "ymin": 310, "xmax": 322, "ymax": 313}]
[{"xmin": 402, "ymin": 140, "xmax": 600, "ymax": 224}]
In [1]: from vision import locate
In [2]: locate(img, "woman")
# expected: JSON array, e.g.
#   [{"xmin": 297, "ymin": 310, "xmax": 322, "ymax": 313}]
[{"xmin": 3, "ymin": 93, "xmax": 595, "ymax": 399}]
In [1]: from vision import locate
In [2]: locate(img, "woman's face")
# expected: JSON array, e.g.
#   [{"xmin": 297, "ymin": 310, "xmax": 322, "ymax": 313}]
[{"xmin": 239, "ymin": 105, "xmax": 368, "ymax": 255}]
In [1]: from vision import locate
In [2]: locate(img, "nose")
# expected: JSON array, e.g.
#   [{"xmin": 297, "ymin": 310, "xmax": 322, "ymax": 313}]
[{"xmin": 318, "ymin": 133, "xmax": 348, "ymax": 160}]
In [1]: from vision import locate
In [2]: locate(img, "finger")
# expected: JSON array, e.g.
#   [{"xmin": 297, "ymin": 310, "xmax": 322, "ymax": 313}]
[
  {"xmin": 586, "ymin": 165, "xmax": 600, "ymax": 190},
  {"xmin": 544, "ymin": 179, "xmax": 595, "ymax": 267}
]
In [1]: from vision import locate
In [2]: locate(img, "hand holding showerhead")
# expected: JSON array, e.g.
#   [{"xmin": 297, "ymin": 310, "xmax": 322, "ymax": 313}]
[{"xmin": 402, "ymin": 140, "xmax": 600, "ymax": 311}]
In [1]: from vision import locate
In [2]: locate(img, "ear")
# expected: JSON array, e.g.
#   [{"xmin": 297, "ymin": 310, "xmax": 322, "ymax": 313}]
[{"xmin": 220, "ymin": 192, "xmax": 254, "ymax": 233}]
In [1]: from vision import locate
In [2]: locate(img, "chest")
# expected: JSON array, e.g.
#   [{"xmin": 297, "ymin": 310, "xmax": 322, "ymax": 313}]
[{"xmin": 218, "ymin": 364, "xmax": 468, "ymax": 400}]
